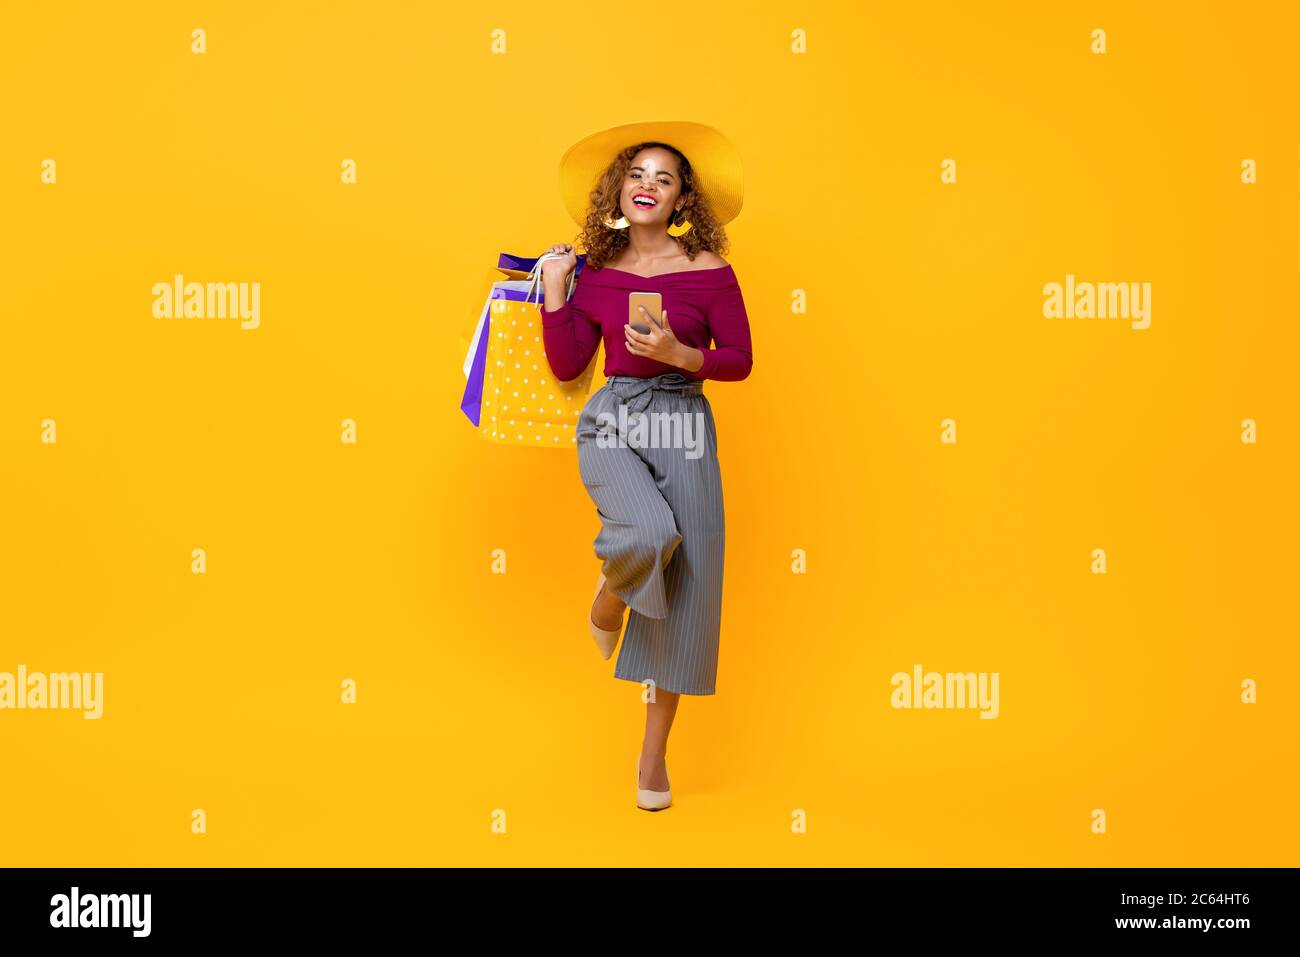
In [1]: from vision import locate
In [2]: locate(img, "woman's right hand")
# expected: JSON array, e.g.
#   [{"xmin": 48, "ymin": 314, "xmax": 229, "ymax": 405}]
[{"xmin": 541, "ymin": 243, "xmax": 577, "ymax": 282}]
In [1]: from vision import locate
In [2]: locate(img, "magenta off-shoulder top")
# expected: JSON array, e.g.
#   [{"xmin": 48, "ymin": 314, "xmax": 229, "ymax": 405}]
[{"xmin": 537, "ymin": 264, "xmax": 753, "ymax": 383}]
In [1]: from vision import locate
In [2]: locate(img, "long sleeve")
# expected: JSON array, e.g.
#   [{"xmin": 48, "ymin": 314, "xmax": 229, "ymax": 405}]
[
  {"xmin": 538, "ymin": 280, "xmax": 601, "ymax": 382},
  {"xmin": 684, "ymin": 277, "xmax": 753, "ymax": 381}
]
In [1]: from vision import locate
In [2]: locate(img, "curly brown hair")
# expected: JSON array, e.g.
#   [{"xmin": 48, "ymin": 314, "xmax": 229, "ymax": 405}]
[{"xmin": 572, "ymin": 141, "xmax": 730, "ymax": 271}]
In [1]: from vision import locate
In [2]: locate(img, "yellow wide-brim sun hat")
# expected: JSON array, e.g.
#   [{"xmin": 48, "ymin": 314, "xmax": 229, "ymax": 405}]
[{"xmin": 558, "ymin": 120, "xmax": 744, "ymax": 227}]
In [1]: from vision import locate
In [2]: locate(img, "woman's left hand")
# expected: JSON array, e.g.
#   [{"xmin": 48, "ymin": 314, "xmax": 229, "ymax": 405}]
[{"xmin": 625, "ymin": 307, "xmax": 688, "ymax": 367}]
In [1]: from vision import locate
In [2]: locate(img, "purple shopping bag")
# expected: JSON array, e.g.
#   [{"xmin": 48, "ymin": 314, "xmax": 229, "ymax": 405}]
[{"xmin": 496, "ymin": 251, "xmax": 587, "ymax": 279}]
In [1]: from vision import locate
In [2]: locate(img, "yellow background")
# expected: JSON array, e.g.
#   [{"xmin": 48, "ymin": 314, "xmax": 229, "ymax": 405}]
[{"xmin": 1, "ymin": 1, "xmax": 1295, "ymax": 866}]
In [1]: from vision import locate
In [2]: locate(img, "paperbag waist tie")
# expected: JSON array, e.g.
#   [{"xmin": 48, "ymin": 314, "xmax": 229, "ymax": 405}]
[{"xmin": 606, "ymin": 373, "xmax": 704, "ymax": 415}]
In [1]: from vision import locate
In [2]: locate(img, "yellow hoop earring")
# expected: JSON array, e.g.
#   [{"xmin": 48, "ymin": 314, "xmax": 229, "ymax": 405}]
[
  {"xmin": 667, "ymin": 209, "xmax": 693, "ymax": 237},
  {"xmin": 602, "ymin": 209, "xmax": 630, "ymax": 229}
]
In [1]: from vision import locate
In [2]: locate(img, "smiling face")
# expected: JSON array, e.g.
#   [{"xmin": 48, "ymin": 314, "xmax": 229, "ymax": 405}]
[{"xmin": 619, "ymin": 147, "xmax": 684, "ymax": 226}]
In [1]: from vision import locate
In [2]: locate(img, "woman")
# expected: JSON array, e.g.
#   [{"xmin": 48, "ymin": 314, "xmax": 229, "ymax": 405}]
[{"xmin": 537, "ymin": 121, "xmax": 753, "ymax": 811}]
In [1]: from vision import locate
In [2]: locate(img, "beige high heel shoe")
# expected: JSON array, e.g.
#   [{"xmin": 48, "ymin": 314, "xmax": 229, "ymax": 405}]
[
  {"xmin": 636, "ymin": 756, "xmax": 672, "ymax": 811},
  {"xmin": 589, "ymin": 572, "xmax": 625, "ymax": 660}
]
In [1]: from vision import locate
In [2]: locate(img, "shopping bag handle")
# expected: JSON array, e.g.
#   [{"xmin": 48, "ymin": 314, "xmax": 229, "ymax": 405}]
[{"xmin": 524, "ymin": 252, "xmax": 578, "ymax": 306}]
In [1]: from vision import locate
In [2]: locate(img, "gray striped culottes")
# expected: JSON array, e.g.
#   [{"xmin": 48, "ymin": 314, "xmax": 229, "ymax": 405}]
[{"xmin": 576, "ymin": 372, "xmax": 725, "ymax": 695}]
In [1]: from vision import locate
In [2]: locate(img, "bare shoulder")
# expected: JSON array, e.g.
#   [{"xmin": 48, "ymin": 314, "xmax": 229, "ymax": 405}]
[{"xmin": 690, "ymin": 250, "xmax": 728, "ymax": 269}]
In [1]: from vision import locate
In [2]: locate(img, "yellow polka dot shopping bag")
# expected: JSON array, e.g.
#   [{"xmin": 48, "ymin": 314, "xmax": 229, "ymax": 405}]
[{"xmin": 460, "ymin": 252, "xmax": 601, "ymax": 448}]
